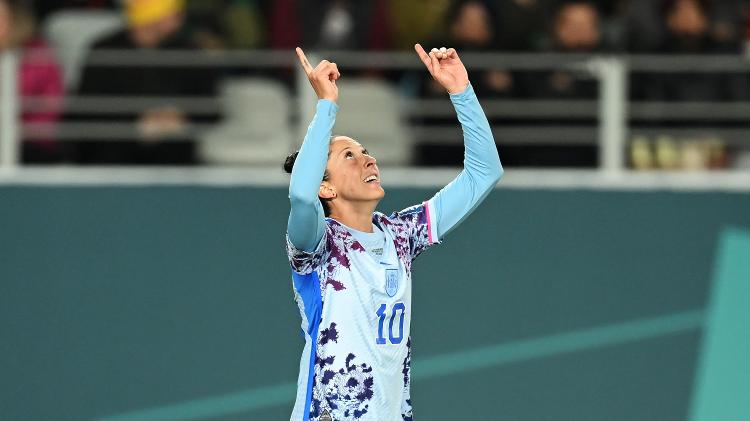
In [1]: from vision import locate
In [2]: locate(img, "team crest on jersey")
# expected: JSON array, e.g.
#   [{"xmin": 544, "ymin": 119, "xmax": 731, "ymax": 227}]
[
  {"xmin": 319, "ymin": 410, "xmax": 332, "ymax": 421},
  {"xmin": 385, "ymin": 268, "xmax": 399, "ymax": 297}
]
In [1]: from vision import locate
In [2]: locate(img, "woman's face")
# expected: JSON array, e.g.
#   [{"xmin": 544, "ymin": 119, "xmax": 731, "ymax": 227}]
[{"xmin": 321, "ymin": 136, "xmax": 384, "ymax": 206}]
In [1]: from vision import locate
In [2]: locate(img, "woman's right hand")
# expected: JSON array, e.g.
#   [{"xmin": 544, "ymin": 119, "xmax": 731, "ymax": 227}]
[{"xmin": 296, "ymin": 47, "xmax": 340, "ymax": 103}]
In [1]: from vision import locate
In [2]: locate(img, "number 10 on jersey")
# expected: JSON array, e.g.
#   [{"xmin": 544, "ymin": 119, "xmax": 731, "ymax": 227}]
[{"xmin": 376, "ymin": 303, "xmax": 406, "ymax": 345}]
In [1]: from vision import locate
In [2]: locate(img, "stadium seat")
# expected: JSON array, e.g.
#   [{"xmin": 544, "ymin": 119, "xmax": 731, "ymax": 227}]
[
  {"xmin": 43, "ymin": 10, "xmax": 123, "ymax": 91},
  {"xmin": 334, "ymin": 79, "xmax": 412, "ymax": 166},
  {"xmin": 198, "ymin": 78, "xmax": 294, "ymax": 165}
]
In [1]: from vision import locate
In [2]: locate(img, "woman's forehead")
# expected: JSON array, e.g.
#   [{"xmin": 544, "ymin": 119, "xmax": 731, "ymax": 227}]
[{"xmin": 330, "ymin": 136, "xmax": 362, "ymax": 152}]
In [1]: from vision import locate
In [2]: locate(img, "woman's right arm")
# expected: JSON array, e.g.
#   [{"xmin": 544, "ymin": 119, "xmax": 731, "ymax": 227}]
[
  {"xmin": 287, "ymin": 100, "xmax": 338, "ymax": 251},
  {"xmin": 287, "ymin": 48, "xmax": 340, "ymax": 252}
]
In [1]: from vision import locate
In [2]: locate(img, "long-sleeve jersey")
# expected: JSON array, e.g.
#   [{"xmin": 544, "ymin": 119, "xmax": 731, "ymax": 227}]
[{"xmin": 286, "ymin": 84, "xmax": 503, "ymax": 421}]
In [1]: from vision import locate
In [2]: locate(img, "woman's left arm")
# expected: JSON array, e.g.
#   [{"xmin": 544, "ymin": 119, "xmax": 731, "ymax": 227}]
[
  {"xmin": 414, "ymin": 44, "xmax": 503, "ymax": 241},
  {"xmin": 428, "ymin": 83, "xmax": 503, "ymax": 240}
]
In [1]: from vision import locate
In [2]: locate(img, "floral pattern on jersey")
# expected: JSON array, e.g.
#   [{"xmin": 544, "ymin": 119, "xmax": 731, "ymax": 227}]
[
  {"xmin": 310, "ymin": 322, "xmax": 374, "ymax": 420},
  {"xmin": 401, "ymin": 337, "xmax": 413, "ymax": 420},
  {"xmin": 286, "ymin": 220, "xmax": 367, "ymax": 294},
  {"xmin": 377, "ymin": 202, "xmax": 433, "ymax": 269},
  {"xmin": 286, "ymin": 232, "xmax": 327, "ymax": 275},
  {"xmin": 322, "ymin": 220, "xmax": 366, "ymax": 292}
]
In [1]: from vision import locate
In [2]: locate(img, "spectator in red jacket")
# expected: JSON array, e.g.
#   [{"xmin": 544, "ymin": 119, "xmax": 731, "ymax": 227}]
[{"xmin": 0, "ymin": 0, "xmax": 65, "ymax": 163}]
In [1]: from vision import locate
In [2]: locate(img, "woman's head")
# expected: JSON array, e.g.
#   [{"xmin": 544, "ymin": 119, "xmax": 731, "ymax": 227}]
[{"xmin": 284, "ymin": 136, "xmax": 384, "ymax": 217}]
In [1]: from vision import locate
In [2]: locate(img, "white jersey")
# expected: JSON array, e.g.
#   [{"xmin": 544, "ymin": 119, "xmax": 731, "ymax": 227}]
[{"xmin": 286, "ymin": 201, "xmax": 439, "ymax": 421}]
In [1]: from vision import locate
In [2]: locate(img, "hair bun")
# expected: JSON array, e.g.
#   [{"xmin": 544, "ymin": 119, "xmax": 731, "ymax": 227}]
[{"xmin": 283, "ymin": 151, "xmax": 299, "ymax": 174}]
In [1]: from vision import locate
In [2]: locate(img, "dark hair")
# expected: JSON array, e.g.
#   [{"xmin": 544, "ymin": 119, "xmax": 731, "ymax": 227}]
[{"xmin": 283, "ymin": 150, "xmax": 332, "ymax": 217}]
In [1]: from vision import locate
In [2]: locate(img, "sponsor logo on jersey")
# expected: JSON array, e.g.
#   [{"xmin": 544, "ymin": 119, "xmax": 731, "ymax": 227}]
[
  {"xmin": 320, "ymin": 410, "xmax": 332, "ymax": 421},
  {"xmin": 385, "ymin": 268, "xmax": 399, "ymax": 297}
]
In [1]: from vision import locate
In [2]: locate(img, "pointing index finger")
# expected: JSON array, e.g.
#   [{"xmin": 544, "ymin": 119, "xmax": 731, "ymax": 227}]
[
  {"xmin": 414, "ymin": 43, "xmax": 433, "ymax": 72},
  {"xmin": 295, "ymin": 47, "xmax": 314, "ymax": 75}
]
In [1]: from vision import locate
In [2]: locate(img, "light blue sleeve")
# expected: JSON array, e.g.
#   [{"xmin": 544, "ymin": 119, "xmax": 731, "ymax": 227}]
[
  {"xmin": 287, "ymin": 99, "xmax": 339, "ymax": 252},
  {"xmin": 427, "ymin": 84, "xmax": 504, "ymax": 240}
]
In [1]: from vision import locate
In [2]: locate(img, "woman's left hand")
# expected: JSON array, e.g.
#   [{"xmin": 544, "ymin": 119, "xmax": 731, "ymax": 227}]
[{"xmin": 414, "ymin": 43, "xmax": 470, "ymax": 94}]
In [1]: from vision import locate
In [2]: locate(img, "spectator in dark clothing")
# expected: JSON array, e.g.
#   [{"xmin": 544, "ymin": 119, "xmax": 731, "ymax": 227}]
[
  {"xmin": 663, "ymin": 0, "xmax": 713, "ymax": 53},
  {"xmin": 421, "ymin": 0, "xmax": 515, "ymax": 98},
  {"xmin": 506, "ymin": 1, "xmax": 602, "ymax": 167},
  {"xmin": 520, "ymin": 1, "xmax": 602, "ymax": 99},
  {"xmin": 184, "ymin": 0, "xmax": 267, "ymax": 50},
  {"xmin": 269, "ymin": 0, "xmax": 390, "ymax": 50},
  {"xmin": 709, "ymin": 0, "xmax": 744, "ymax": 52},
  {"xmin": 654, "ymin": 0, "xmax": 733, "ymax": 101},
  {"xmin": 74, "ymin": 0, "xmax": 218, "ymax": 164},
  {"xmin": 625, "ymin": 0, "xmax": 664, "ymax": 52},
  {"xmin": 268, "ymin": 0, "xmax": 392, "ymax": 86}
]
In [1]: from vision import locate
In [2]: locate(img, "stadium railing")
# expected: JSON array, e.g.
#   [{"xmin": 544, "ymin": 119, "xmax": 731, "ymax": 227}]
[{"xmin": 2, "ymin": 49, "xmax": 750, "ymax": 177}]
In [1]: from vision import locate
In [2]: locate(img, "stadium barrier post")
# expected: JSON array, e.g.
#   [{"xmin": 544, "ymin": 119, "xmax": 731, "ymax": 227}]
[
  {"xmin": 595, "ymin": 57, "xmax": 628, "ymax": 176},
  {"xmin": 0, "ymin": 50, "xmax": 20, "ymax": 172}
]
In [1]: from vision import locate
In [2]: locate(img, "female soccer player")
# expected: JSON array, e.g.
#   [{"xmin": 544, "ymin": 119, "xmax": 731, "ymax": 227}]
[{"xmin": 285, "ymin": 44, "xmax": 503, "ymax": 421}]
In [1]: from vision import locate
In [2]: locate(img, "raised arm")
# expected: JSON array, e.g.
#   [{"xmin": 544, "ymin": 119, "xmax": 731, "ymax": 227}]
[
  {"xmin": 414, "ymin": 44, "xmax": 503, "ymax": 240},
  {"xmin": 287, "ymin": 48, "xmax": 341, "ymax": 252}
]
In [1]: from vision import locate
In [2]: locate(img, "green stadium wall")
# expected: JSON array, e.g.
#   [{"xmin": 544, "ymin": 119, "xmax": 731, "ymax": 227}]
[{"xmin": 2, "ymin": 186, "xmax": 749, "ymax": 421}]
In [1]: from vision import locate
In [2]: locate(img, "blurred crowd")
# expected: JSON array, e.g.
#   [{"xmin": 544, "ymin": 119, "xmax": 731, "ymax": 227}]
[{"xmin": 3, "ymin": 0, "xmax": 750, "ymax": 168}]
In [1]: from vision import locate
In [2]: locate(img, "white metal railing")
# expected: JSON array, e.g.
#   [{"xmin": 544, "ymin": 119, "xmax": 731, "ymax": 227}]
[
  {"xmin": 0, "ymin": 51, "xmax": 19, "ymax": 171},
  {"xmin": 595, "ymin": 58, "xmax": 627, "ymax": 175},
  {"xmin": 3, "ymin": 49, "xmax": 750, "ymax": 175}
]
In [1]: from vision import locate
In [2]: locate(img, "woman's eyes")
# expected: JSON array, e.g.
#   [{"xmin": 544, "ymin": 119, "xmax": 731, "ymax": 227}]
[{"xmin": 344, "ymin": 150, "xmax": 368, "ymax": 159}]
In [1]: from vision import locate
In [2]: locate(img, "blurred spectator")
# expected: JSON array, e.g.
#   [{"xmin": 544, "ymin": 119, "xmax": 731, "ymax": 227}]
[
  {"xmin": 422, "ymin": 0, "xmax": 515, "ymax": 98},
  {"xmin": 503, "ymin": 1, "xmax": 602, "ymax": 167},
  {"xmin": 624, "ymin": 0, "xmax": 664, "ymax": 52},
  {"xmin": 521, "ymin": 1, "xmax": 601, "ymax": 99},
  {"xmin": 388, "ymin": 0, "xmax": 452, "ymax": 50},
  {"xmin": 269, "ymin": 0, "xmax": 390, "ymax": 50},
  {"xmin": 414, "ymin": 1, "xmax": 519, "ymax": 167},
  {"xmin": 662, "ymin": 0, "xmax": 713, "ymax": 53},
  {"xmin": 552, "ymin": 1, "xmax": 602, "ymax": 53},
  {"xmin": 709, "ymin": 0, "xmax": 744, "ymax": 52},
  {"xmin": 185, "ymin": 0, "xmax": 267, "ymax": 50},
  {"xmin": 653, "ymin": 0, "xmax": 739, "ymax": 101},
  {"xmin": 74, "ymin": 0, "xmax": 218, "ymax": 164},
  {"xmin": 488, "ymin": 0, "xmax": 551, "ymax": 51},
  {"xmin": 0, "ymin": 0, "xmax": 65, "ymax": 163},
  {"xmin": 305, "ymin": 0, "xmax": 388, "ymax": 50}
]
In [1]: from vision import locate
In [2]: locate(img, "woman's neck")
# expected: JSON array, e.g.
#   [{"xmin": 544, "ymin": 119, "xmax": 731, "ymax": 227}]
[{"xmin": 329, "ymin": 201, "xmax": 377, "ymax": 232}]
